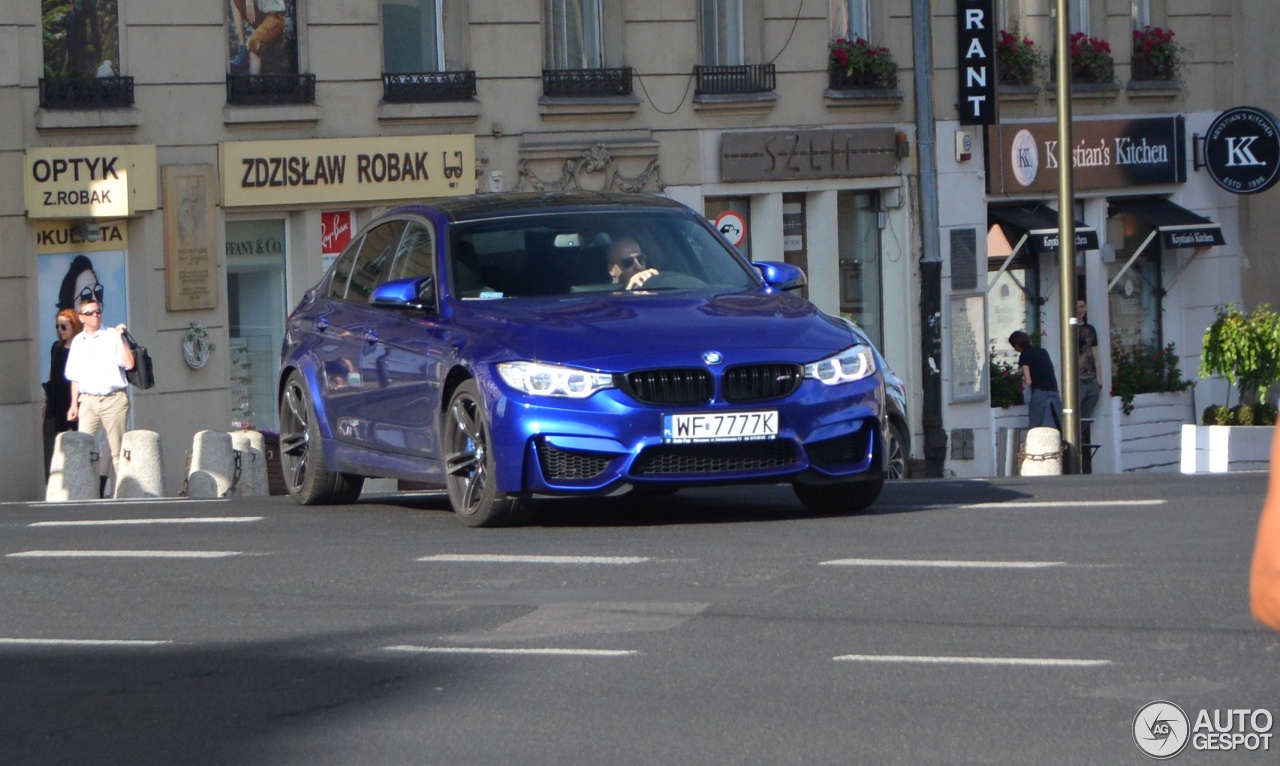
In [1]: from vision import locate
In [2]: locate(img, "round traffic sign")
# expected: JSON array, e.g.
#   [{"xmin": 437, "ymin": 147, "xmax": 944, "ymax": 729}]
[{"xmin": 714, "ymin": 211, "xmax": 747, "ymax": 247}]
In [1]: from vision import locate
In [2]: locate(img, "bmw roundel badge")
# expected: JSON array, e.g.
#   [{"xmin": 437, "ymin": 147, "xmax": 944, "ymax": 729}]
[{"xmin": 702, "ymin": 351, "xmax": 724, "ymax": 365}]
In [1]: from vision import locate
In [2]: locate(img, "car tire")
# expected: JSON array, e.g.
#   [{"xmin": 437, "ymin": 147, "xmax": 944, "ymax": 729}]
[
  {"xmin": 792, "ymin": 477, "xmax": 883, "ymax": 515},
  {"xmin": 444, "ymin": 380, "xmax": 531, "ymax": 527},
  {"xmin": 279, "ymin": 370, "xmax": 364, "ymax": 505},
  {"xmin": 885, "ymin": 422, "xmax": 908, "ymax": 481}
]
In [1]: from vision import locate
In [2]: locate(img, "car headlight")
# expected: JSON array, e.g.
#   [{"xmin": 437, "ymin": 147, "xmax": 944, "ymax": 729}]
[
  {"xmin": 803, "ymin": 345, "xmax": 877, "ymax": 385},
  {"xmin": 496, "ymin": 361, "xmax": 614, "ymax": 398}
]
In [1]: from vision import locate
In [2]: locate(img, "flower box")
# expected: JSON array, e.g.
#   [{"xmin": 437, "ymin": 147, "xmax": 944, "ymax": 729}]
[
  {"xmin": 1115, "ymin": 391, "xmax": 1193, "ymax": 472},
  {"xmin": 1181, "ymin": 425, "xmax": 1275, "ymax": 474}
]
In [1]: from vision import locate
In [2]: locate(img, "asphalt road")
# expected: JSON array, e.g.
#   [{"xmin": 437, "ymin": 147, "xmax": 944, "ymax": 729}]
[{"xmin": 2, "ymin": 472, "xmax": 1276, "ymax": 765}]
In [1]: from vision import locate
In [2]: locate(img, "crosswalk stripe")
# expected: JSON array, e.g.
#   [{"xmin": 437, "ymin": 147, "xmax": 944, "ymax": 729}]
[
  {"xmin": 0, "ymin": 637, "xmax": 172, "ymax": 647},
  {"xmin": 7, "ymin": 550, "xmax": 245, "ymax": 559},
  {"xmin": 383, "ymin": 646, "xmax": 638, "ymax": 657},
  {"xmin": 417, "ymin": 554, "xmax": 651, "ymax": 564},
  {"xmin": 29, "ymin": 517, "xmax": 264, "ymax": 527},
  {"xmin": 833, "ymin": 654, "xmax": 1111, "ymax": 667},
  {"xmin": 820, "ymin": 558, "xmax": 1065, "ymax": 569}
]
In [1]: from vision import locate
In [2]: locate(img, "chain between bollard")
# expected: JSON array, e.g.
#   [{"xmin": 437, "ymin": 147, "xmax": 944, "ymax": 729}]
[
  {"xmin": 178, "ymin": 450, "xmax": 192, "ymax": 497},
  {"xmin": 221, "ymin": 450, "xmax": 243, "ymax": 498},
  {"xmin": 1017, "ymin": 444, "xmax": 1069, "ymax": 462}
]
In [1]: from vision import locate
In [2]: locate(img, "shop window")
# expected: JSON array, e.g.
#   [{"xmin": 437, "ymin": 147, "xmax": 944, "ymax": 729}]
[
  {"xmin": 838, "ymin": 191, "xmax": 883, "ymax": 348},
  {"xmin": 986, "ymin": 222, "xmax": 1040, "ymax": 369},
  {"xmin": 1106, "ymin": 209, "xmax": 1162, "ymax": 354},
  {"xmin": 39, "ymin": 0, "xmax": 132, "ymax": 109},
  {"xmin": 227, "ymin": 219, "xmax": 289, "ymax": 431},
  {"xmin": 704, "ymin": 197, "xmax": 751, "ymax": 260}
]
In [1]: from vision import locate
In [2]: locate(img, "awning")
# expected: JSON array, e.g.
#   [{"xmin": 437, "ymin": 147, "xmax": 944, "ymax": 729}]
[
  {"xmin": 1108, "ymin": 198, "xmax": 1225, "ymax": 249},
  {"xmin": 988, "ymin": 204, "xmax": 1099, "ymax": 253}
]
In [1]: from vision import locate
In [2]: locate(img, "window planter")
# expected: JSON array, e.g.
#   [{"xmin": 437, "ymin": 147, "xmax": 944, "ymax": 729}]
[
  {"xmin": 1114, "ymin": 390, "xmax": 1194, "ymax": 472},
  {"xmin": 1181, "ymin": 425, "xmax": 1276, "ymax": 474}
]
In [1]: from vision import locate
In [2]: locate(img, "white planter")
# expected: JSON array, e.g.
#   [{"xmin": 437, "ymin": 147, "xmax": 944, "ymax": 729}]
[
  {"xmin": 1181, "ymin": 424, "xmax": 1276, "ymax": 473},
  {"xmin": 1114, "ymin": 391, "xmax": 1194, "ymax": 472}
]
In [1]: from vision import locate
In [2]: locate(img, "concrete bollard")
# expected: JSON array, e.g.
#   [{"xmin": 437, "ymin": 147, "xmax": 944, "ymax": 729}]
[
  {"xmin": 187, "ymin": 430, "xmax": 236, "ymax": 498},
  {"xmin": 115, "ymin": 430, "xmax": 166, "ymax": 499},
  {"xmin": 46, "ymin": 431, "xmax": 100, "ymax": 501},
  {"xmin": 229, "ymin": 430, "xmax": 268, "ymax": 497},
  {"xmin": 1020, "ymin": 426, "xmax": 1063, "ymax": 476}
]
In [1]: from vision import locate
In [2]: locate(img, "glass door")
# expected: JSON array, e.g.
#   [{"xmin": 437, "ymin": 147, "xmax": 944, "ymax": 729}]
[{"xmin": 226, "ymin": 218, "xmax": 288, "ymax": 432}]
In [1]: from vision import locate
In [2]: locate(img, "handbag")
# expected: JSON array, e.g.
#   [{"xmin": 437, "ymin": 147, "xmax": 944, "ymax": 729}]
[
  {"xmin": 1251, "ymin": 427, "xmax": 1280, "ymax": 632},
  {"xmin": 122, "ymin": 329, "xmax": 156, "ymax": 390}
]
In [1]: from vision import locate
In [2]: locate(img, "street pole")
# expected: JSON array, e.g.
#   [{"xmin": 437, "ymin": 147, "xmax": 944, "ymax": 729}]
[{"xmin": 1054, "ymin": 0, "xmax": 1080, "ymax": 473}]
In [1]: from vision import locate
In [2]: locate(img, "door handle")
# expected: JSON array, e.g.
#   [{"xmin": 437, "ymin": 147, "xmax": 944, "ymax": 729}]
[
  {"xmin": 316, "ymin": 317, "xmax": 329, "ymax": 332},
  {"xmin": 364, "ymin": 329, "xmax": 379, "ymax": 344}
]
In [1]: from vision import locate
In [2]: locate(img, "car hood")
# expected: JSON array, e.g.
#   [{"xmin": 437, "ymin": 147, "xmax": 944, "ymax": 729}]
[{"xmin": 451, "ymin": 290, "xmax": 858, "ymax": 369}]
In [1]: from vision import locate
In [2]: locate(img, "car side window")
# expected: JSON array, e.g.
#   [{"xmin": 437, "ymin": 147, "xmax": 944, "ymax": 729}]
[
  {"xmin": 388, "ymin": 221, "xmax": 435, "ymax": 283},
  {"xmin": 346, "ymin": 220, "xmax": 408, "ymax": 302},
  {"xmin": 326, "ymin": 234, "xmax": 364, "ymax": 300}
]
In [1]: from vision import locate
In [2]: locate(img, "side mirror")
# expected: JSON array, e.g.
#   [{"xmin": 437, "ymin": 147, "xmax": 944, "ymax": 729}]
[
  {"xmin": 370, "ymin": 276, "xmax": 436, "ymax": 312},
  {"xmin": 752, "ymin": 261, "xmax": 807, "ymax": 291}
]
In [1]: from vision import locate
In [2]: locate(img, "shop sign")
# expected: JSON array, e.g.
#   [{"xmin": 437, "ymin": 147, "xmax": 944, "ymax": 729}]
[
  {"xmin": 720, "ymin": 128, "xmax": 898, "ymax": 182},
  {"xmin": 956, "ymin": 0, "xmax": 996, "ymax": 126},
  {"xmin": 35, "ymin": 220, "xmax": 128, "ymax": 254},
  {"xmin": 1204, "ymin": 106, "xmax": 1280, "ymax": 195},
  {"xmin": 986, "ymin": 117, "xmax": 1186, "ymax": 195},
  {"xmin": 322, "ymin": 210, "xmax": 353, "ymax": 270},
  {"xmin": 23, "ymin": 145, "xmax": 158, "ymax": 219},
  {"xmin": 220, "ymin": 134, "xmax": 475, "ymax": 208}
]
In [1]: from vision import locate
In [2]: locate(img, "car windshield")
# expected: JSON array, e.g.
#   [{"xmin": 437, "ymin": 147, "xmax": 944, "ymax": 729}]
[{"xmin": 448, "ymin": 209, "xmax": 760, "ymax": 299}]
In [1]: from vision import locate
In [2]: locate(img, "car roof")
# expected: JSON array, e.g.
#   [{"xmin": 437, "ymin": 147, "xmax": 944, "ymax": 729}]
[{"xmin": 385, "ymin": 191, "xmax": 689, "ymax": 224}]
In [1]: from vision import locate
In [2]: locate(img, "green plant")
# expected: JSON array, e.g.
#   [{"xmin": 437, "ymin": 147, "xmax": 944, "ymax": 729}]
[
  {"xmin": 1067, "ymin": 31, "xmax": 1114, "ymax": 83},
  {"xmin": 1110, "ymin": 342, "xmax": 1194, "ymax": 415},
  {"xmin": 989, "ymin": 351, "xmax": 1025, "ymax": 408},
  {"xmin": 996, "ymin": 28, "xmax": 1044, "ymax": 85},
  {"xmin": 1199, "ymin": 302, "xmax": 1280, "ymax": 412},
  {"xmin": 1131, "ymin": 25, "xmax": 1183, "ymax": 80},
  {"xmin": 828, "ymin": 37, "xmax": 899, "ymax": 89}
]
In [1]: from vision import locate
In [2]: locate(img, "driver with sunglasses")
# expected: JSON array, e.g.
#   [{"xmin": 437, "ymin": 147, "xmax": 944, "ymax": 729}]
[{"xmin": 606, "ymin": 236, "xmax": 660, "ymax": 290}]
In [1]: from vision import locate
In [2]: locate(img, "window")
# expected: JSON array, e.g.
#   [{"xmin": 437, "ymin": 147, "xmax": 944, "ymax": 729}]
[
  {"xmin": 227, "ymin": 0, "xmax": 301, "ymax": 76},
  {"xmin": 1051, "ymin": 0, "xmax": 1090, "ymax": 36},
  {"xmin": 1106, "ymin": 209, "xmax": 1162, "ymax": 354},
  {"xmin": 40, "ymin": 0, "xmax": 131, "ymax": 108},
  {"xmin": 383, "ymin": 0, "xmax": 443, "ymax": 73},
  {"xmin": 347, "ymin": 221, "xmax": 408, "ymax": 302},
  {"xmin": 388, "ymin": 222, "xmax": 436, "ymax": 283},
  {"xmin": 547, "ymin": 0, "xmax": 603, "ymax": 69},
  {"xmin": 1131, "ymin": 0, "xmax": 1151, "ymax": 29},
  {"xmin": 986, "ymin": 221, "xmax": 1040, "ymax": 369},
  {"xmin": 838, "ymin": 191, "xmax": 883, "ymax": 348},
  {"xmin": 227, "ymin": 219, "xmax": 289, "ymax": 431},
  {"xmin": 832, "ymin": 0, "xmax": 869, "ymax": 39},
  {"xmin": 700, "ymin": 0, "xmax": 743, "ymax": 66}
]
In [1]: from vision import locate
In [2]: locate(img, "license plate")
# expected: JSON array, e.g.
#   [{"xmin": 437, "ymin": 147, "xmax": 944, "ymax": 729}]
[{"xmin": 662, "ymin": 411, "xmax": 778, "ymax": 444}]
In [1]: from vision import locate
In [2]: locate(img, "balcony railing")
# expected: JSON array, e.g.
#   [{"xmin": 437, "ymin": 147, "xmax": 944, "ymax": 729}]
[
  {"xmin": 382, "ymin": 71, "xmax": 477, "ymax": 103},
  {"xmin": 693, "ymin": 64, "xmax": 775, "ymax": 95},
  {"xmin": 39, "ymin": 77, "xmax": 135, "ymax": 109},
  {"xmin": 542, "ymin": 67, "xmax": 634, "ymax": 97},
  {"xmin": 226, "ymin": 73, "xmax": 316, "ymax": 105}
]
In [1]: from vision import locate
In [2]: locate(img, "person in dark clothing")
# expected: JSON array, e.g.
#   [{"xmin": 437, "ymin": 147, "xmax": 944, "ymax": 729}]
[
  {"xmin": 43, "ymin": 308, "xmax": 82, "ymax": 478},
  {"xmin": 1076, "ymin": 300, "xmax": 1101, "ymax": 419},
  {"xmin": 1009, "ymin": 330, "xmax": 1062, "ymax": 430}
]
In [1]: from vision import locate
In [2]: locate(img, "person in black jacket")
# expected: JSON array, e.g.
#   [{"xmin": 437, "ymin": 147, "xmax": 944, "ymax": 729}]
[
  {"xmin": 1009, "ymin": 330, "xmax": 1062, "ymax": 431},
  {"xmin": 43, "ymin": 308, "xmax": 82, "ymax": 478}
]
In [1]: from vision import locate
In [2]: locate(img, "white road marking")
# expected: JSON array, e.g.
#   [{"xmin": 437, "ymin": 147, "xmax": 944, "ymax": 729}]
[
  {"xmin": 0, "ymin": 637, "xmax": 172, "ymax": 647},
  {"xmin": 7, "ymin": 550, "xmax": 245, "ymax": 559},
  {"xmin": 417, "ymin": 554, "xmax": 651, "ymax": 565},
  {"xmin": 833, "ymin": 654, "xmax": 1111, "ymax": 667},
  {"xmin": 820, "ymin": 558, "xmax": 1066, "ymax": 569},
  {"xmin": 383, "ymin": 646, "xmax": 638, "ymax": 657},
  {"xmin": 29, "ymin": 517, "xmax": 264, "ymax": 527},
  {"xmin": 958, "ymin": 500, "xmax": 1166, "ymax": 509}
]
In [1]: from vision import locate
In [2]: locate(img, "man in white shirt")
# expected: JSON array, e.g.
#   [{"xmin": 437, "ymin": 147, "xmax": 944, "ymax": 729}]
[{"xmin": 65, "ymin": 298, "xmax": 134, "ymax": 497}]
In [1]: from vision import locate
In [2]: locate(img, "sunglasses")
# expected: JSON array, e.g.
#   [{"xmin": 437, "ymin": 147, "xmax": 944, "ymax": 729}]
[
  {"xmin": 78, "ymin": 283, "xmax": 105, "ymax": 304},
  {"xmin": 56, "ymin": 323, "xmax": 71, "ymax": 331},
  {"xmin": 79, "ymin": 309, "xmax": 102, "ymax": 317},
  {"xmin": 619, "ymin": 253, "xmax": 646, "ymax": 269}
]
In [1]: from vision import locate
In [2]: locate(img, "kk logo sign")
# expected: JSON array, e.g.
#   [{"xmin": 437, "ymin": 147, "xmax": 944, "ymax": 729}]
[{"xmin": 1204, "ymin": 106, "xmax": 1280, "ymax": 195}]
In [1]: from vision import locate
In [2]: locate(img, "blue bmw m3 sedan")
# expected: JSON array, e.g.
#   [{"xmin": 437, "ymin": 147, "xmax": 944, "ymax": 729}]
[{"xmin": 278, "ymin": 192, "xmax": 909, "ymax": 526}]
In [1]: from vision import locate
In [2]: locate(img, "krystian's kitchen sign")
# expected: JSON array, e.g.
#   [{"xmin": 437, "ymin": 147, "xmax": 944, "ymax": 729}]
[
  {"xmin": 987, "ymin": 116, "xmax": 1186, "ymax": 195},
  {"xmin": 219, "ymin": 134, "xmax": 475, "ymax": 207}
]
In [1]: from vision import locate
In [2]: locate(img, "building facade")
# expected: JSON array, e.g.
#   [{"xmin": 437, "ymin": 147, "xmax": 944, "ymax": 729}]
[{"xmin": 2, "ymin": 1, "xmax": 1275, "ymax": 500}]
